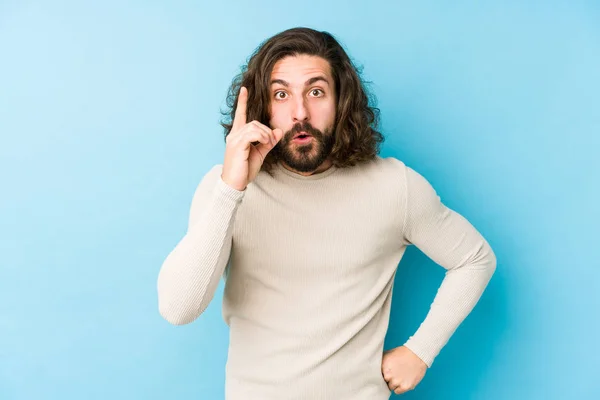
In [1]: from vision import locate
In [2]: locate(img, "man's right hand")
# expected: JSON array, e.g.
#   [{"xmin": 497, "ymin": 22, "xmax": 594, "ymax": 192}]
[{"xmin": 221, "ymin": 86, "xmax": 283, "ymax": 191}]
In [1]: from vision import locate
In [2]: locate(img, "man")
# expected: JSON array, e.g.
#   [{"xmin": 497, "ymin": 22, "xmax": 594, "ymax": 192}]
[{"xmin": 157, "ymin": 27, "xmax": 496, "ymax": 399}]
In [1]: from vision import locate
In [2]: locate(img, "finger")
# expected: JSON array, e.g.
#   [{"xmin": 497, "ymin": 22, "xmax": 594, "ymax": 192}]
[
  {"xmin": 394, "ymin": 386, "xmax": 409, "ymax": 395},
  {"xmin": 254, "ymin": 128, "xmax": 283, "ymax": 153},
  {"xmin": 243, "ymin": 129, "xmax": 271, "ymax": 146},
  {"xmin": 232, "ymin": 86, "xmax": 248, "ymax": 131},
  {"xmin": 272, "ymin": 128, "xmax": 283, "ymax": 144},
  {"xmin": 393, "ymin": 383, "xmax": 411, "ymax": 395},
  {"xmin": 250, "ymin": 121, "xmax": 276, "ymax": 145}
]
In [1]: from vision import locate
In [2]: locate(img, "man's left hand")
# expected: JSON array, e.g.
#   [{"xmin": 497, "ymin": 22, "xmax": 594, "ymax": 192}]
[{"xmin": 381, "ymin": 346, "xmax": 428, "ymax": 395}]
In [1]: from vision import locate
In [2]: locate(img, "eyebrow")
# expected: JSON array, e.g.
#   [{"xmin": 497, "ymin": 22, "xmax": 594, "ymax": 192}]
[{"xmin": 270, "ymin": 76, "xmax": 330, "ymax": 88}]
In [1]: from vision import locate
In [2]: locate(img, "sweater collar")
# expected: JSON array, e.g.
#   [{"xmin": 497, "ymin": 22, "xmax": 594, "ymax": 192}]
[{"xmin": 274, "ymin": 160, "xmax": 339, "ymax": 181}]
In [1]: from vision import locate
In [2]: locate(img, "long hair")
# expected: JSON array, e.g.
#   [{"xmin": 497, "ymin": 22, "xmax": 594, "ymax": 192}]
[{"xmin": 220, "ymin": 27, "xmax": 384, "ymax": 174}]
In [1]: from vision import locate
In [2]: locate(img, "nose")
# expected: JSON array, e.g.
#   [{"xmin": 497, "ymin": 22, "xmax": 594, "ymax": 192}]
[{"xmin": 292, "ymin": 96, "xmax": 309, "ymax": 123}]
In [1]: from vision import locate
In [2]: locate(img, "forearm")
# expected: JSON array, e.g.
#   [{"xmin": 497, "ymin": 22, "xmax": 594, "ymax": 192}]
[
  {"xmin": 157, "ymin": 175, "xmax": 244, "ymax": 325},
  {"xmin": 403, "ymin": 239, "xmax": 496, "ymax": 367}
]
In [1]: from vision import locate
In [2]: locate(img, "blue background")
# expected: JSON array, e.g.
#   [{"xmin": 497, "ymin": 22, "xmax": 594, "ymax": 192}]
[{"xmin": 1, "ymin": 1, "xmax": 598, "ymax": 399}]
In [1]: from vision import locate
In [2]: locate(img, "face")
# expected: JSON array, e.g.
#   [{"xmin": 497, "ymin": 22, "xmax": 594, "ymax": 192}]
[{"xmin": 268, "ymin": 54, "xmax": 336, "ymax": 174}]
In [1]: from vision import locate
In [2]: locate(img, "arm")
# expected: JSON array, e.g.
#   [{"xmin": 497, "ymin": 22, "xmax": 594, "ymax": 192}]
[
  {"xmin": 401, "ymin": 165, "xmax": 497, "ymax": 367},
  {"xmin": 156, "ymin": 164, "xmax": 245, "ymax": 325}
]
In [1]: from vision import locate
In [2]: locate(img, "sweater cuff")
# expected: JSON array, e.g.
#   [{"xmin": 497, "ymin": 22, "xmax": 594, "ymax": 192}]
[
  {"xmin": 215, "ymin": 174, "xmax": 246, "ymax": 203},
  {"xmin": 403, "ymin": 337, "xmax": 438, "ymax": 368}
]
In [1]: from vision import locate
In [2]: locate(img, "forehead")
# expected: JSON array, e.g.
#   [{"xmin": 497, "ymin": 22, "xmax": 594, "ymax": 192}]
[{"xmin": 270, "ymin": 54, "xmax": 333, "ymax": 86}]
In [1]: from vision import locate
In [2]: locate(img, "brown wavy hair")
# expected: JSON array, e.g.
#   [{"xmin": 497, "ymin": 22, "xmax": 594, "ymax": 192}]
[{"xmin": 220, "ymin": 27, "xmax": 384, "ymax": 174}]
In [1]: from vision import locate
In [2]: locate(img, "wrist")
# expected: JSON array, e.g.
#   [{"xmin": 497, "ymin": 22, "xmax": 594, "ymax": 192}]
[{"xmin": 220, "ymin": 174, "xmax": 246, "ymax": 191}]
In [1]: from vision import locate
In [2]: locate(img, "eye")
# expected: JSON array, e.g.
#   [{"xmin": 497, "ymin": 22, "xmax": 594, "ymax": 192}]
[
  {"xmin": 274, "ymin": 91, "xmax": 287, "ymax": 100},
  {"xmin": 310, "ymin": 89, "xmax": 324, "ymax": 97}
]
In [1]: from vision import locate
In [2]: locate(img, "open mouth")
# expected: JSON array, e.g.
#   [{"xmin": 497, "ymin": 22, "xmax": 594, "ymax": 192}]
[
  {"xmin": 293, "ymin": 133, "xmax": 313, "ymax": 143},
  {"xmin": 293, "ymin": 131, "xmax": 312, "ymax": 139}
]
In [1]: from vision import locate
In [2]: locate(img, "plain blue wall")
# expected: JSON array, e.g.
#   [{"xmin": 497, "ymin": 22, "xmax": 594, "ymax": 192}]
[{"xmin": 1, "ymin": 1, "xmax": 598, "ymax": 399}]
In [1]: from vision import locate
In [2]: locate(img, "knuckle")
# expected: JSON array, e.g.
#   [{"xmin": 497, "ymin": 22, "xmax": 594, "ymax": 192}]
[
  {"xmin": 400, "ymin": 382, "xmax": 414, "ymax": 391},
  {"xmin": 252, "ymin": 120, "xmax": 266, "ymax": 130}
]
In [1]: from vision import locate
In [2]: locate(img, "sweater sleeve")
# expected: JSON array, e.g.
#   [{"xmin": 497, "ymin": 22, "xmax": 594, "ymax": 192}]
[
  {"xmin": 157, "ymin": 164, "xmax": 245, "ymax": 325},
  {"xmin": 401, "ymin": 165, "xmax": 497, "ymax": 367}
]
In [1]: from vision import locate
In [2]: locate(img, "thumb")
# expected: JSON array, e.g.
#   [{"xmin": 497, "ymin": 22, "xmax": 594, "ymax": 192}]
[{"xmin": 272, "ymin": 128, "xmax": 284, "ymax": 144}]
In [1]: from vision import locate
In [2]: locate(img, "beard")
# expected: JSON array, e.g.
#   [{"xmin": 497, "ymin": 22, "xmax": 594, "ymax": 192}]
[{"xmin": 272, "ymin": 121, "xmax": 335, "ymax": 173}]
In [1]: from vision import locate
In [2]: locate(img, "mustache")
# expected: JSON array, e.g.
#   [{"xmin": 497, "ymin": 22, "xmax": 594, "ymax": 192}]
[{"xmin": 285, "ymin": 122, "xmax": 322, "ymax": 140}]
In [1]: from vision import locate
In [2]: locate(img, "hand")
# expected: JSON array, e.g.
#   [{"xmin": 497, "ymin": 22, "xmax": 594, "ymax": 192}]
[
  {"xmin": 381, "ymin": 346, "xmax": 428, "ymax": 395},
  {"xmin": 221, "ymin": 86, "xmax": 284, "ymax": 191}
]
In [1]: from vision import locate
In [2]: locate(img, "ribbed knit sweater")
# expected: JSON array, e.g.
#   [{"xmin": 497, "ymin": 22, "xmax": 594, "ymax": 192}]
[{"xmin": 157, "ymin": 155, "xmax": 496, "ymax": 399}]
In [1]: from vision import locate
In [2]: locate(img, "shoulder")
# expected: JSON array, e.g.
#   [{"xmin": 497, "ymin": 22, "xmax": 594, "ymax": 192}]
[
  {"xmin": 365, "ymin": 155, "xmax": 410, "ymax": 179},
  {"xmin": 364, "ymin": 157, "xmax": 440, "ymax": 208},
  {"xmin": 202, "ymin": 163, "xmax": 228, "ymax": 186},
  {"xmin": 373, "ymin": 156, "xmax": 432, "ymax": 186},
  {"xmin": 206, "ymin": 163, "xmax": 224, "ymax": 178},
  {"xmin": 349, "ymin": 155, "xmax": 428, "ymax": 189},
  {"xmin": 191, "ymin": 164, "xmax": 224, "ymax": 194}
]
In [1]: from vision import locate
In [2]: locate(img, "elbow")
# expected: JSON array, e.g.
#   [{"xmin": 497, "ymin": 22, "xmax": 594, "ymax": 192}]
[
  {"xmin": 485, "ymin": 245, "xmax": 498, "ymax": 278},
  {"xmin": 158, "ymin": 296, "xmax": 204, "ymax": 326},
  {"xmin": 465, "ymin": 240, "xmax": 497, "ymax": 278},
  {"xmin": 159, "ymin": 308, "xmax": 192, "ymax": 326}
]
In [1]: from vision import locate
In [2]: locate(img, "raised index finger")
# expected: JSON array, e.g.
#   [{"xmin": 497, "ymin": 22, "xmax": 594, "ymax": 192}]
[{"xmin": 232, "ymin": 86, "xmax": 247, "ymax": 130}]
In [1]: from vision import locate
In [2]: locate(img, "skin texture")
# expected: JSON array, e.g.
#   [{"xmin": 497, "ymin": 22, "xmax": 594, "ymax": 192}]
[
  {"xmin": 268, "ymin": 54, "xmax": 336, "ymax": 176},
  {"xmin": 221, "ymin": 54, "xmax": 335, "ymax": 191},
  {"xmin": 220, "ymin": 86, "xmax": 283, "ymax": 191},
  {"xmin": 382, "ymin": 346, "xmax": 428, "ymax": 395}
]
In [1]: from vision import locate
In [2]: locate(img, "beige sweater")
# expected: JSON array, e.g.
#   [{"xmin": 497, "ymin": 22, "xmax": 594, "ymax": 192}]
[{"xmin": 157, "ymin": 156, "xmax": 496, "ymax": 399}]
